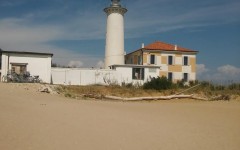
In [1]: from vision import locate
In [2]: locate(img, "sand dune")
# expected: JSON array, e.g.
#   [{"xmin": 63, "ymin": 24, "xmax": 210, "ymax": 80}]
[{"xmin": 0, "ymin": 83, "xmax": 240, "ymax": 150}]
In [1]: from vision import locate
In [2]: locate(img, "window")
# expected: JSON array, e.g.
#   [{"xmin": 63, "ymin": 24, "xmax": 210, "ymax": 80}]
[
  {"xmin": 168, "ymin": 72, "xmax": 173, "ymax": 81},
  {"xmin": 168, "ymin": 56, "xmax": 173, "ymax": 65},
  {"xmin": 184, "ymin": 56, "xmax": 188, "ymax": 66},
  {"xmin": 183, "ymin": 73, "xmax": 188, "ymax": 82},
  {"xmin": 130, "ymin": 57, "xmax": 133, "ymax": 64},
  {"xmin": 138, "ymin": 55, "xmax": 142, "ymax": 65},
  {"xmin": 11, "ymin": 63, "xmax": 27, "ymax": 74},
  {"xmin": 150, "ymin": 55, "xmax": 155, "ymax": 64},
  {"xmin": 132, "ymin": 68, "xmax": 144, "ymax": 80}
]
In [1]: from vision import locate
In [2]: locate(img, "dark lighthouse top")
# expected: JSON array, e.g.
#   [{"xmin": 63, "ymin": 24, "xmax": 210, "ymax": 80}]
[{"xmin": 104, "ymin": 0, "xmax": 127, "ymax": 15}]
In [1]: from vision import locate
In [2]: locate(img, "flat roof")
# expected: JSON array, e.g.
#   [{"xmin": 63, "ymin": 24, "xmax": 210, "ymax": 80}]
[
  {"xmin": 0, "ymin": 49, "xmax": 53, "ymax": 57},
  {"xmin": 110, "ymin": 64, "xmax": 161, "ymax": 68}
]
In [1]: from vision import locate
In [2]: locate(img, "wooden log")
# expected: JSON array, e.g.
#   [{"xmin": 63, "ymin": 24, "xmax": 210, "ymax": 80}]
[{"xmin": 104, "ymin": 94, "xmax": 197, "ymax": 101}]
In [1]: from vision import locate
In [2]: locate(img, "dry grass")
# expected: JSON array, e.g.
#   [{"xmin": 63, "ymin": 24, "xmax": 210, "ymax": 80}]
[
  {"xmin": 56, "ymin": 84, "xmax": 179, "ymax": 99},
  {"xmin": 55, "ymin": 84, "xmax": 240, "ymax": 101}
]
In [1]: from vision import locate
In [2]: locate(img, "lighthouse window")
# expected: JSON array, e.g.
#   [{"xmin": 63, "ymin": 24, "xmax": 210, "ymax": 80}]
[{"xmin": 132, "ymin": 68, "xmax": 144, "ymax": 80}]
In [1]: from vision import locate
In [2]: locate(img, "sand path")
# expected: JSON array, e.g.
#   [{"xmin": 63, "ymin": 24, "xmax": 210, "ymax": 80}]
[{"xmin": 0, "ymin": 83, "xmax": 240, "ymax": 150}]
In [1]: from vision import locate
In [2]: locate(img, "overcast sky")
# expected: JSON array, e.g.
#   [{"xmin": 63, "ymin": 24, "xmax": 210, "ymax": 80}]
[{"xmin": 0, "ymin": 0, "xmax": 239, "ymax": 82}]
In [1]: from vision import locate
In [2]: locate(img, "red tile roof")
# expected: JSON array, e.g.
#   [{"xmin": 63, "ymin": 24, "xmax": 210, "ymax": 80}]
[{"xmin": 144, "ymin": 41, "xmax": 198, "ymax": 52}]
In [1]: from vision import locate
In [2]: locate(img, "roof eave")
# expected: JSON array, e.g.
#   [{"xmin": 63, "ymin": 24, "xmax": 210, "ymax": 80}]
[
  {"xmin": 0, "ymin": 50, "xmax": 54, "ymax": 57},
  {"xmin": 143, "ymin": 49, "xmax": 199, "ymax": 54},
  {"xmin": 110, "ymin": 64, "xmax": 161, "ymax": 68}
]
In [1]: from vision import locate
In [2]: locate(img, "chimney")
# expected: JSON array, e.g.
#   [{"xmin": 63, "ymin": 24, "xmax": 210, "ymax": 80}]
[
  {"xmin": 142, "ymin": 43, "xmax": 145, "ymax": 48},
  {"xmin": 174, "ymin": 45, "xmax": 178, "ymax": 50}
]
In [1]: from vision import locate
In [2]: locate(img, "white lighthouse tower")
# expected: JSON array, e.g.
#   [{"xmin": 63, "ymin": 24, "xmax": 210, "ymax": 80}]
[{"xmin": 104, "ymin": 0, "xmax": 127, "ymax": 69}]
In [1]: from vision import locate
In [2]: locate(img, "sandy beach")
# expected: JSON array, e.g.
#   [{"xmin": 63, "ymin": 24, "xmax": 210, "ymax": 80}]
[{"xmin": 0, "ymin": 83, "xmax": 240, "ymax": 150}]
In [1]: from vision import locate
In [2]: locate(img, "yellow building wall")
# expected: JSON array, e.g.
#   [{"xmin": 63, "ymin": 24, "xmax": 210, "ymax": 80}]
[
  {"xmin": 143, "ymin": 53, "xmax": 147, "ymax": 64},
  {"xmin": 161, "ymin": 56, "xmax": 167, "ymax": 64},
  {"xmin": 168, "ymin": 65, "xmax": 182, "ymax": 72},
  {"xmin": 190, "ymin": 57, "xmax": 196, "ymax": 73},
  {"xmin": 175, "ymin": 53, "xmax": 182, "ymax": 57},
  {"xmin": 133, "ymin": 55, "xmax": 137, "ymax": 64},
  {"xmin": 160, "ymin": 71, "xmax": 167, "ymax": 77},
  {"xmin": 125, "ymin": 50, "xmax": 142, "ymax": 64}
]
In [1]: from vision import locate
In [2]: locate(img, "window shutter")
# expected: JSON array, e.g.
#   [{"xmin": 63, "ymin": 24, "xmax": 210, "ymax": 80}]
[
  {"xmin": 147, "ymin": 55, "xmax": 150, "ymax": 64},
  {"xmin": 155, "ymin": 55, "xmax": 158, "ymax": 65}
]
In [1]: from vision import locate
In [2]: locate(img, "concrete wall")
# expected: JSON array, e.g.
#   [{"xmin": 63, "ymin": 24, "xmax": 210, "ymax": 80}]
[
  {"xmin": 1, "ymin": 53, "xmax": 52, "ymax": 83},
  {"xmin": 51, "ymin": 68, "xmax": 120, "ymax": 85},
  {"xmin": 51, "ymin": 66, "xmax": 160, "ymax": 86}
]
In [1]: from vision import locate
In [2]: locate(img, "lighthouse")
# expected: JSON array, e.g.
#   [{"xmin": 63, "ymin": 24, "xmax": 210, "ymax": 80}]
[{"xmin": 104, "ymin": 0, "xmax": 127, "ymax": 69}]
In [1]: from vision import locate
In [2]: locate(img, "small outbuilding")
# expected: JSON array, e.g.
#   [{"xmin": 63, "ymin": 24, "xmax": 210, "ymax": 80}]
[{"xmin": 0, "ymin": 49, "xmax": 53, "ymax": 83}]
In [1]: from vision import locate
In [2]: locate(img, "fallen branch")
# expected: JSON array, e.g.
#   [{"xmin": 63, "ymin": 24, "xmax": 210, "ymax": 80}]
[
  {"xmin": 104, "ymin": 94, "xmax": 205, "ymax": 101},
  {"xmin": 192, "ymin": 96, "xmax": 209, "ymax": 101}
]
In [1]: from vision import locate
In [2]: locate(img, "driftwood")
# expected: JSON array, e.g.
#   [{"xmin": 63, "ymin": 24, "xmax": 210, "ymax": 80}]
[
  {"xmin": 77, "ymin": 84, "xmax": 211, "ymax": 101},
  {"xmin": 104, "ymin": 94, "xmax": 208, "ymax": 101},
  {"xmin": 82, "ymin": 93, "xmax": 229, "ymax": 101}
]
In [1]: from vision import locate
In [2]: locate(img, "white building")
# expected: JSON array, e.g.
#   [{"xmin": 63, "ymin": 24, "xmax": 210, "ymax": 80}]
[{"xmin": 0, "ymin": 50, "xmax": 53, "ymax": 83}]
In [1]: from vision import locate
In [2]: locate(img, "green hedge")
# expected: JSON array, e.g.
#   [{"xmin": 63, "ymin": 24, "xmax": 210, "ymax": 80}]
[{"xmin": 143, "ymin": 76, "xmax": 172, "ymax": 90}]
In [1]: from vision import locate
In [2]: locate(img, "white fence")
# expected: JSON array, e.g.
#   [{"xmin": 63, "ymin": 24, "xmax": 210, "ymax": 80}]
[
  {"xmin": 51, "ymin": 68, "xmax": 122, "ymax": 85},
  {"xmin": 51, "ymin": 66, "xmax": 161, "ymax": 86}
]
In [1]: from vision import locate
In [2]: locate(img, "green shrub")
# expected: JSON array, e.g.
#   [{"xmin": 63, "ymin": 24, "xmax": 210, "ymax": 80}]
[
  {"xmin": 189, "ymin": 80, "xmax": 199, "ymax": 86},
  {"xmin": 143, "ymin": 76, "xmax": 172, "ymax": 90},
  {"xmin": 176, "ymin": 80, "xmax": 185, "ymax": 88}
]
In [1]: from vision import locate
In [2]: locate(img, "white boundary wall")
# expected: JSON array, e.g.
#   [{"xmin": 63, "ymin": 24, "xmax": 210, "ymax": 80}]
[
  {"xmin": 51, "ymin": 66, "xmax": 160, "ymax": 86},
  {"xmin": 51, "ymin": 68, "xmax": 120, "ymax": 85}
]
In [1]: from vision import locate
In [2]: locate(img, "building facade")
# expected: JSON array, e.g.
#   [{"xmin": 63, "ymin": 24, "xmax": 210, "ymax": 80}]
[
  {"xmin": 125, "ymin": 41, "xmax": 198, "ymax": 82},
  {"xmin": 0, "ymin": 50, "xmax": 53, "ymax": 83}
]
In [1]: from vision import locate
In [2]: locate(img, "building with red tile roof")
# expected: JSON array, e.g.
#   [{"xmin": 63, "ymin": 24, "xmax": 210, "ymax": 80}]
[{"xmin": 125, "ymin": 41, "xmax": 198, "ymax": 82}]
